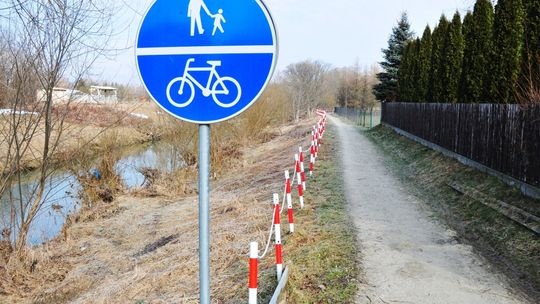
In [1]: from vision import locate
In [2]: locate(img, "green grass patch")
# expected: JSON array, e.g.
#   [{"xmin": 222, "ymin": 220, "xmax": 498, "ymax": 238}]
[
  {"xmin": 364, "ymin": 124, "xmax": 540, "ymax": 300},
  {"xmin": 284, "ymin": 125, "xmax": 359, "ymax": 303}
]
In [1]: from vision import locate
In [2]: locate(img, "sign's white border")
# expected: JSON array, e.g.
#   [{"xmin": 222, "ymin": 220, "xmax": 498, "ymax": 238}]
[{"xmin": 135, "ymin": 0, "xmax": 279, "ymax": 124}]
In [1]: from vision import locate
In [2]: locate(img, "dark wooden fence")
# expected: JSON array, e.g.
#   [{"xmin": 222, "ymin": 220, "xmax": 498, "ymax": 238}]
[{"xmin": 381, "ymin": 102, "xmax": 540, "ymax": 188}]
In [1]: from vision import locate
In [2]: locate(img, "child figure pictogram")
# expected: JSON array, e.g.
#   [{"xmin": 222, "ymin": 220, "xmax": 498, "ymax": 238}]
[{"xmin": 212, "ymin": 9, "xmax": 226, "ymax": 36}]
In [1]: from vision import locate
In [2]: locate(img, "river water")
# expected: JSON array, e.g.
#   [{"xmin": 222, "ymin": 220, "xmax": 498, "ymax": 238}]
[{"xmin": 0, "ymin": 142, "xmax": 185, "ymax": 245}]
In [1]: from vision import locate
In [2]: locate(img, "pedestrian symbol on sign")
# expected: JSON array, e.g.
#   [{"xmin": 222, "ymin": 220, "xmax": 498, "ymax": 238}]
[
  {"xmin": 187, "ymin": 0, "xmax": 226, "ymax": 37},
  {"xmin": 212, "ymin": 9, "xmax": 226, "ymax": 36},
  {"xmin": 188, "ymin": 0, "xmax": 210, "ymax": 36}
]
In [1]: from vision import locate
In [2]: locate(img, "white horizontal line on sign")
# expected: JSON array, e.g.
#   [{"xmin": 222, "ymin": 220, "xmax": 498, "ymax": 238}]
[{"xmin": 137, "ymin": 45, "xmax": 275, "ymax": 56}]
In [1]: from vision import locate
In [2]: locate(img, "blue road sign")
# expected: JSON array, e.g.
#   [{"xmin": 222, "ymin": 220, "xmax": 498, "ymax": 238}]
[{"xmin": 136, "ymin": 0, "xmax": 278, "ymax": 124}]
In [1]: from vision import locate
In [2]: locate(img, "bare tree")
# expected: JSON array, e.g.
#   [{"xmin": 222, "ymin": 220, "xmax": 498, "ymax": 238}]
[
  {"xmin": 284, "ymin": 60, "xmax": 329, "ymax": 121},
  {"xmin": 335, "ymin": 64, "xmax": 379, "ymax": 111},
  {"xmin": 359, "ymin": 65, "xmax": 379, "ymax": 111},
  {"xmin": 0, "ymin": 0, "xmax": 114, "ymax": 251},
  {"xmin": 518, "ymin": 52, "xmax": 540, "ymax": 106},
  {"xmin": 335, "ymin": 67, "xmax": 358, "ymax": 108}
]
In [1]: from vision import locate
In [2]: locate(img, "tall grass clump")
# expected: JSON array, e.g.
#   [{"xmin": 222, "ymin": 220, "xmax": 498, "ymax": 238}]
[
  {"xmin": 76, "ymin": 130, "xmax": 123, "ymax": 206},
  {"xmin": 235, "ymin": 84, "xmax": 291, "ymax": 142}
]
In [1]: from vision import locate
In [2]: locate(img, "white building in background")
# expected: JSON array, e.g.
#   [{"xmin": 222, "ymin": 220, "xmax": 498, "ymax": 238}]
[
  {"xmin": 36, "ymin": 85, "xmax": 118, "ymax": 105},
  {"xmin": 36, "ymin": 87, "xmax": 79, "ymax": 104},
  {"xmin": 89, "ymin": 86, "xmax": 118, "ymax": 104}
]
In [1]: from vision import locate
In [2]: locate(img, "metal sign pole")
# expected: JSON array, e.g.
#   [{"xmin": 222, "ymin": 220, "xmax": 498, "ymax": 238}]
[
  {"xmin": 199, "ymin": 124, "xmax": 211, "ymax": 304},
  {"xmin": 135, "ymin": 2, "xmax": 277, "ymax": 302}
]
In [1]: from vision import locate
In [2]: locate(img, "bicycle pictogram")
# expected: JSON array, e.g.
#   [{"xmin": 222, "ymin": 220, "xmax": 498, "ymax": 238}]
[{"xmin": 166, "ymin": 58, "xmax": 242, "ymax": 108}]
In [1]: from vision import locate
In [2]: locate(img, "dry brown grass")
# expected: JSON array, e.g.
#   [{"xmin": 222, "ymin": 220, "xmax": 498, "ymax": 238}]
[
  {"xmin": 0, "ymin": 102, "xmax": 155, "ymax": 175},
  {"xmin": 56, "ymin": 104, "xmax": 140, "ymax": 128},
  {"xmin": 0, "ymin": 82, "xmax": 316, "ymax": 302},
  {"xmin": 232, "ymin": 84, "xmax": 291, "ymax": 143},
  {"xmin": 0, "ymin": 117, "xmax": 317, "ymax": 303}
]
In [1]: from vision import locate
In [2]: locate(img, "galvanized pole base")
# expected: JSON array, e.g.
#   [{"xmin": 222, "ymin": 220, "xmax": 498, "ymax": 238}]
[{"xmin": 199, "ymin": 124, "xmax": 211, "ymax": 304}]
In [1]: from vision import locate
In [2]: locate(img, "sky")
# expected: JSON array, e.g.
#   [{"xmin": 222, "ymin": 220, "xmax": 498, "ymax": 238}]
[{"xmin": 94, "ymin": 0, "xmax": 476, "ymax": 86}]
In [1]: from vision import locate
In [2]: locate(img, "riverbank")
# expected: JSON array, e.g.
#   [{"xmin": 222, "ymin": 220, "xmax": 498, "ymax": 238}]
[
  {"xmin": 0, "ymin": 101, "xmax": 190, "ymax": 247},
  {"xmin": 0, "ymin": 102, "xmax": 167, "ymax": 177},
  {"xmin": 0, "ymin": 117, "xmax": 360, "ymax": 303}
]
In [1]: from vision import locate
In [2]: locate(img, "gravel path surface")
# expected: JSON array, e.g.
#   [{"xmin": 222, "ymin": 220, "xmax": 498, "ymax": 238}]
[{"xmin": 331, "ymin": 116, "xmax": 530, "ymax": 304}]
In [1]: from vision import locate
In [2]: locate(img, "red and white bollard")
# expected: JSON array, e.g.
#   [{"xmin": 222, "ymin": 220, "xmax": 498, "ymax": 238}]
[
  {"xmin": 249, "ymin": 242, "xmax": 258, "ymax": 304},
  {"xmin": 285, "ymin": 170, "xmax": 294, "ymax": 233},
  {"xmin": 273, "ymin": 193, "xmax": 283, "ymax": 279},
  {"xmin": 299, "ymin": 147, "xmax": 306, "ymax": 191},
  {"xmin": 295, "ymin": 154, "xmax": 304, "ymax": 208},
  {"xmin": 309, "ymin": 142, "xmax": 315, "ymax": 177},
  {"xmin": 314, "ymin": 132, "xmax": 319, "ymax": 159},
  {"xmin": 318, "ymin": 122, "xmax": 323, "ymax": 144}
]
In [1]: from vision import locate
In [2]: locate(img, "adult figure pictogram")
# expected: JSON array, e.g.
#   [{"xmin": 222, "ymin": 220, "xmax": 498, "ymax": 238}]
[{"xmin": 188, "ymin": 0, "xmax": 212, "ymax": 36}]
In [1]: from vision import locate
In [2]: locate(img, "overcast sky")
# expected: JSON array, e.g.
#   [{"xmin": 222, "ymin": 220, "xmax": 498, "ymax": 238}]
[{"xmin": 95, "ymin": 0, "xmax": 476, "ymax": 86}]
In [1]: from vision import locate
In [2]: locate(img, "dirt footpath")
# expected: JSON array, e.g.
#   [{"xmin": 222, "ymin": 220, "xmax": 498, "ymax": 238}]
[{"xmin": 330, "ymin": 116, "xmax": 530, "ymax": 304}]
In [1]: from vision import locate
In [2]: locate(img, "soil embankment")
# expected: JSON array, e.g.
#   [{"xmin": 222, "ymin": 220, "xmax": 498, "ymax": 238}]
[{"xmin": 1, "ymin": 118, "xmax": 359, "ymax": 303}]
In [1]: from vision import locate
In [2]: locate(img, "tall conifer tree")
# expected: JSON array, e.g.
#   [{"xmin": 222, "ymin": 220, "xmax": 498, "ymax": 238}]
[
  {"xmin": 443, "ymin": 12, "xmax": 465, "ymax": 103},
  {"xmin": 398, "ymin": 41, "xmax": 414, "ymax": 102},
  {"xmin": 490, "ymin": 0, "xmax": 525, "ymax": 103},
  {"xmin": 430, "ymin": 15, "xmax": 449, "ymax": 102},
  {"xmin": 410, "ymin": 38, "xmax": 422, "ymax": 102},
  {"xmin": 521, "ymin": 0, "xmax": 540, "ymax": 92},
  {"xmin": 460, "ymin": 12, "xmax": 475, "ymax": 102},
  {"xmin": 417, "ymin": 26, "xmax": 432, "ymax": 103},
  {"xmin": 461, "ymin": 0, "xmax": 494, "ymax": 103},
  {"xmin": 374, "ymin": 12, "xmax": 414, "ymax": 101}
]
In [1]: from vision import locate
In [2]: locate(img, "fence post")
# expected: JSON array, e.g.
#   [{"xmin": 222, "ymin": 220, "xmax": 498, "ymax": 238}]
[
  {"xmin": 299, "ymin": 147, "xmax": 306, "ymax": 191},
  {"xmin": 273, "ymin": 193, "xmax": 283, "ymax": 280},
  {"xmin": 363, "ymin": 110, "xmax": 366, "ymax": 127},
  {"xmin": 314, "ymin": 130, "xmax": 319, "ymax": 159},
  {"xmin": 309, "ymin": 142, "xmax": 315, "ymax": 176},
  {"xmin": 285, "ymin": 170, "xmax": 294, "ymax": 233},
  {"xmin": 295, "ymin": 154, "xmax": 304, "ymax": 208},
  {"xmin": 249, "ymin": 242, "xmax": 258, "ymax": 304}
]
